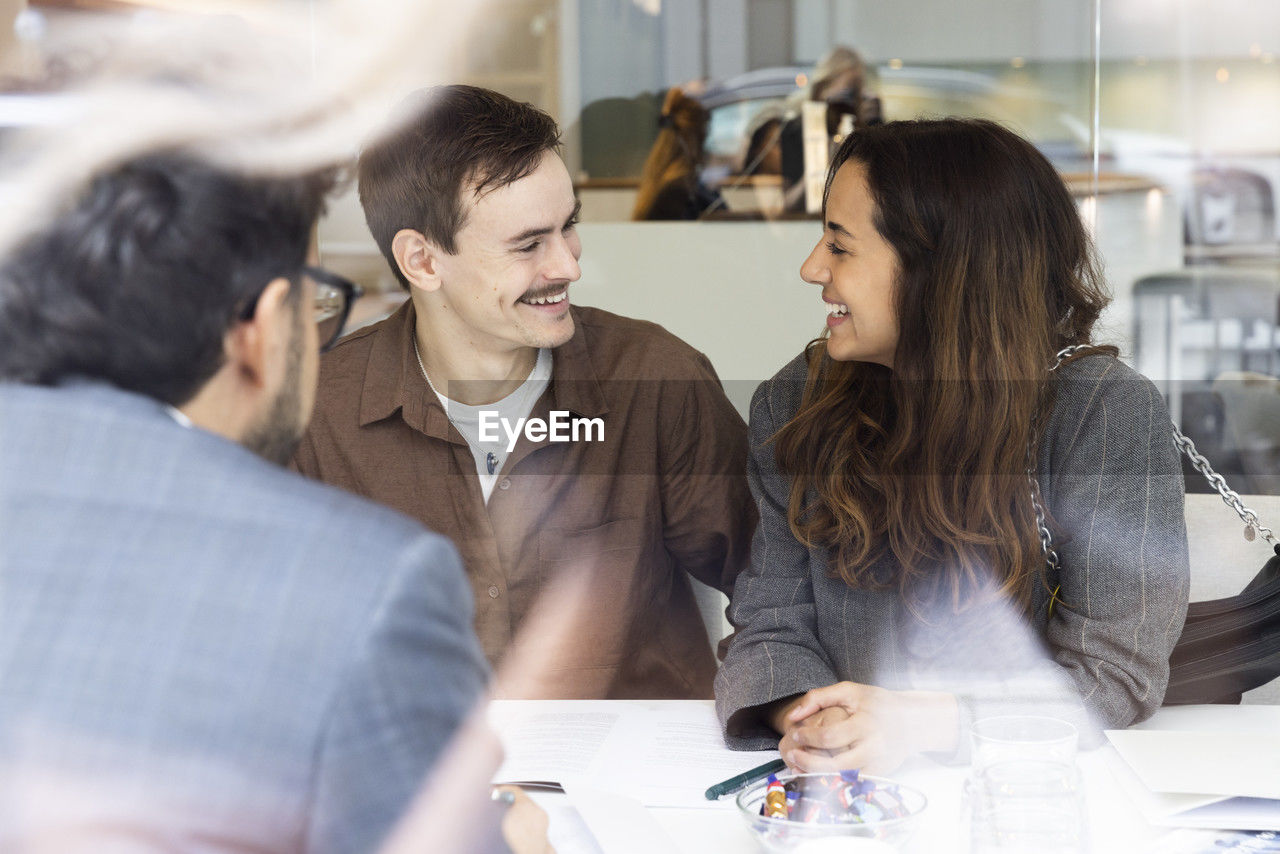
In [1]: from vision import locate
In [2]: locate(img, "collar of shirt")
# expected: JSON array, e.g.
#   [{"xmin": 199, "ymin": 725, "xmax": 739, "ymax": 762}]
[
  {"xmin": 355, "ymin": 299, "xmax": 608, "ymax": 440},
  {"xmin": 165, "ymin": 405, "xmax": 194, "ymax": 428}
]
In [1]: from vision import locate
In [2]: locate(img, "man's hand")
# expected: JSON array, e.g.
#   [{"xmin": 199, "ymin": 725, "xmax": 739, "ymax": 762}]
[
  {"xmin": 497, "ymin": 788, "xmax": 556, "ymax": 854},
  {"xmin": 774, "ymin": 682, "xmax": 959, "ymax": 776}
]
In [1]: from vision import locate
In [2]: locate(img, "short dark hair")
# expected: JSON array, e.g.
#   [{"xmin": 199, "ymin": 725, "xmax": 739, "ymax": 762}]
[
  {"xmin": 357, "ymin": 85, "xmax": 561, "ymax": 288},
  {"xmin": 0, "ymin": 153, "xmax": 335, "ymax": 406}
]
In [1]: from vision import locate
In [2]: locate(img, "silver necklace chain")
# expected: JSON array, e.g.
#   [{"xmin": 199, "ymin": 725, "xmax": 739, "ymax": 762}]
[
  {"xmin": 412, "ymin": 336, "xmax": 445, "ymax": 400},
  {"xmin": 1029, "ymin": 345, "xmax": 1275, "ymax": 578},
  {"xmin": 412, "ymin": 337, "xmax": 507, "ymax": 477}
]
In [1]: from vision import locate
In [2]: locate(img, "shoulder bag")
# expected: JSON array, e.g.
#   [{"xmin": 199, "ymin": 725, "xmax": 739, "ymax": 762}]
[{"xmin": 1032, "ymin": 345, "xmax": 1280, "ymax": 706}]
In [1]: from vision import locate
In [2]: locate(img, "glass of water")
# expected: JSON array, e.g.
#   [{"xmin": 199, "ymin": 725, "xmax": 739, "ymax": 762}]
[
  {"xmin": 970, "ymin": 716, "xmax": 1078, "ymax": 773},
  {"xmin": 966, "ymin": 717, "xmax": 1085, "ymax": 853}
]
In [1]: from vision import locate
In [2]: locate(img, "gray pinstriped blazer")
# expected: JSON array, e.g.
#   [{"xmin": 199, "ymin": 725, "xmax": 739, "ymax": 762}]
[
  {"xmin": 0, "ymin": 382, "xmax": 490, "ymax": 853},
  {"xmin": 715, "ymin": 353, "xmax": 1190, "ymax": 757}
]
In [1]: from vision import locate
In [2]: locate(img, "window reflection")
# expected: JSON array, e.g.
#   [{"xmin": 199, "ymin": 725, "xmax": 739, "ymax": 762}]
[{"xmin": 13, "ymin": 0, "xmax": 1272, "ymax": 490}]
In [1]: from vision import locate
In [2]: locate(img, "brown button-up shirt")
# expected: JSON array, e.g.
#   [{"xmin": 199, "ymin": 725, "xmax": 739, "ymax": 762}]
[{"xmin": 293, "ymin": 301, "xmax": 756, "ymax": 699}]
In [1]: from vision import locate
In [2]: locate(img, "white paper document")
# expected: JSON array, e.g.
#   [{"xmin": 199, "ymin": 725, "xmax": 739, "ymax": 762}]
[
  {"xmin": 529, "ymin": 792, "xmax": 606, "ymax": 854},
  {"xmin": 561, "ymin": 783, "xmax": 679, "ymax": 854},
  {"xmin": 489, "ymin": 707, "xmax": 621, "ymax": 782},
  {"xmin": 1105, "ymin": 746, "xmax": 1237, "ymax": 828},
  {"xmin": 489, "ymin": 699, "xmax": 779, "ymax": 808},
  {"xmin": 1105, "ymin": 705, "xmax": 1280, "ymax": 831},
  {"xmin": 1106, "ymin": 730, "xmax": 1280, "ymax": 800}
]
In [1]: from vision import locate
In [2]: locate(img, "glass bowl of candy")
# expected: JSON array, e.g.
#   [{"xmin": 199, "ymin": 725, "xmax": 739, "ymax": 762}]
[{"xmin": 735, "ymin": 770, "xmax": 927, "ymax": 853}]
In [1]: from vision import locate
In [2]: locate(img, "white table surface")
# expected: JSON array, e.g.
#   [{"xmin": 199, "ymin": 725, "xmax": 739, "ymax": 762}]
[{"xmin": 514, "ymin": 700, "xmax": 1280, "ymax": 854}]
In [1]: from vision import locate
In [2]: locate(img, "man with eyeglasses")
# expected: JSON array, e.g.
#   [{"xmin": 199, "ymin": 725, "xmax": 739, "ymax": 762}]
[
  {"xmin": 294, "ymin": 85, "xmax": 757, "ymax": 699},
  {"xmin": 0, "ymin": 152, "xmax": 536, "ymax": 853}
]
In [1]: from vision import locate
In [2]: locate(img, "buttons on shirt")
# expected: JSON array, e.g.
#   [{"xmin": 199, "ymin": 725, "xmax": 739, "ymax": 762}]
[
  {"xmin": 488, "ymin": 586, "xmax": 501, "ymax": 599},
  {"xmin": 498, "ymin": 478, "xmax": 511, "ymax": 491}
]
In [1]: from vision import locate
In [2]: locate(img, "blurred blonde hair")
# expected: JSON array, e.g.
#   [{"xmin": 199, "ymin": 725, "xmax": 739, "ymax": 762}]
[{"xmin": 631, "ymin": 86, "xmax": 708, "ymax": 220}]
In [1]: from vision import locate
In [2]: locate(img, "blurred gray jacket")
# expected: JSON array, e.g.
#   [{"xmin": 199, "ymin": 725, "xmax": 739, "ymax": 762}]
[
  {"xmin": 0, "ymin": 381, "xmax": 490, "ymax": 853},
  {"xmin": 716, "ymin": 353, "xmax": 1190, "ymax": 757}
]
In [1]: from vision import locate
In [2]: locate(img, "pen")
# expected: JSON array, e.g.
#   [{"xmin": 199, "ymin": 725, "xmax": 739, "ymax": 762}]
[{"xmin": 704, "ymin": 758, "xmax": 787, "ymax": 800}]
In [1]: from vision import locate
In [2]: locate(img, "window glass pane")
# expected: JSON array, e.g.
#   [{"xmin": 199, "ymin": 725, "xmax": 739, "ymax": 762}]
[
  {"xmin": 566, "ymin": 0, "xmax": 1098, "ymax": 219},
  {"xmin": 286, "ymin": 0, "xmax": 1277, "ymax": 493},
  {"xmin": 1104, "ymin": 1, "xmax": 1280, "ymax": 493}
]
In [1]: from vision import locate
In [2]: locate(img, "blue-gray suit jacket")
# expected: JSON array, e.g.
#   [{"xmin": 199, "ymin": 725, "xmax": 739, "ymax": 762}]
[{"xmin": 0, "ymin": 381, "xmax": 490, "ymax": 853}]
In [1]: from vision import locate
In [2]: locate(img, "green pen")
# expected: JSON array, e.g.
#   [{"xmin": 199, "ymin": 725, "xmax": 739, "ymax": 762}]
[{"xmin": 704, "ymin": 758, "xmax": 787, "ymax": 800}]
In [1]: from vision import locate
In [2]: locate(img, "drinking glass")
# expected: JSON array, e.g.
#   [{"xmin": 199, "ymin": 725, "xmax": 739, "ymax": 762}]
[
  {"xmin": 966, "ymin": 717, "xmax": 1085, "ymax": 853},
  {"xmin": 970, "ymin": 716, "xmax": 1077, "ymax": 773}
]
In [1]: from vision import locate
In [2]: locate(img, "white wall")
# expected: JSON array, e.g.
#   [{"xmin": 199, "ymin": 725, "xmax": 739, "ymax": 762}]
[
  {"xmin": 835, "ymin": 0, "xmax": 1094, "ymax": 64},
  {"xmin": 576, "ymin": 0, "xmax": 663, "ymax": 107},
  {"xmin": 749, "ymin": 1, "xmax": 1277, "ymax": 68},
  {"xmin": 661, "ymin": 1, "xmax": 703, "ymax": 86},
  {"xmin": 574, "ymin": 221, "xmax": 822, "ymax": 412},
  {"xmin": 570, "ymin": 0, "xmax": 1280, "ymax": 106},
  {"xmin": 706, "ymin": 0, "xmax": 748, "ymax": 79},
  {"xmin": 0, "ymin": 0, "xmax": 27, "ymax": 76},
  {"xmin": 792, "ymin": 0, "xmax": 830, "ymax": 64},
  {"xmin": 1101, "ymin": 0, "xmax": 1280, "ymax": 61}
]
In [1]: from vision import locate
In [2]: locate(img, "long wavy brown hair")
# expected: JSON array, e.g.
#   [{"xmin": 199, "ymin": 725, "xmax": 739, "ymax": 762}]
[
  {"xmin": 774, "ymin": 118, "xmax": 1113, "ymax": 613},
  {"xmin": 631, "ymin": 87, "xmax": 708, "ymax": 220}
]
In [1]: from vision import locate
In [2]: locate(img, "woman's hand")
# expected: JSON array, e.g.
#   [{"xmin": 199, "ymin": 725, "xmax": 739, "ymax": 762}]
[{"xmin": 774, "ymin": 682, "xmax": 959, "ymax": 776}]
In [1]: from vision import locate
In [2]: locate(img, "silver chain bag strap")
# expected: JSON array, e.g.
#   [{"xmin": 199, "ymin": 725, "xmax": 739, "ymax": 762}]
[
  {"xmin": 1028, "ymin": 345, "xmax": 1276, "ymax": 558},
  {"xmin": 1028, "ymin": 345, "xmax": 1280, "ymax": 705}
]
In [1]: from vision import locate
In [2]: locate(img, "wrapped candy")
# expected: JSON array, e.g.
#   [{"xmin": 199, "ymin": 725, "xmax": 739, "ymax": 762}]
[
  {"xmin": 763, "ymin": 774, "xmax": 789, "ymax": 818},
  {"xmin": 761, "ymin": 771, "xmax": 901, "ymax": 825}
]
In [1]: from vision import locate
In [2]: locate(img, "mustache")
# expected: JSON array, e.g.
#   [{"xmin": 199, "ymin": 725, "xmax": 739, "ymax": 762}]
[{"xmin": 519, "ymin": 283, "xmax": 570, "ymax": 301}]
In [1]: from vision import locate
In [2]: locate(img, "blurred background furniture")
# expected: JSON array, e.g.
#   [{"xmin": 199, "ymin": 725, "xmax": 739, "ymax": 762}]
[
  {"xmin": 1214, "ymin": 371, "xmax": 1280, "ymax": 495},
  {"xmin": 1184, "ymin": 167, "xmax": 1278, "ymax": 266},
  {"xmin": 1184, "ymin": 492, "xmax": 1280, "ymax": 704},
  {"xmin": 1133, "ymin": 268, "xmax": 1280, "ymax": 493}
]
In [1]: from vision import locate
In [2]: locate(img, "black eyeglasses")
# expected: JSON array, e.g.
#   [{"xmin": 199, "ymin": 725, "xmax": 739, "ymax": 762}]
[
  {"xmin": 304, "ymin": 265, "xmax": 363, "ymax": 352},
  {"xmin": 237, "ymin": 264, "xmax": 363, "ymax": 353}
]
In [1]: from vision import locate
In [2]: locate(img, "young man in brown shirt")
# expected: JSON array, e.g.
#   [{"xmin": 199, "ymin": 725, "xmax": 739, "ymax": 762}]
[{"xmin": 294, "ymin": 85, "xmax": 755, "ymax": 699}]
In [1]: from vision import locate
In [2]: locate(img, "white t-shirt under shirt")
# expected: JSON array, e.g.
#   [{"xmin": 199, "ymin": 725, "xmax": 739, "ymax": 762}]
[{"xmin": 429, "ymin": 348, "xmax": 552, "ymax": 503}]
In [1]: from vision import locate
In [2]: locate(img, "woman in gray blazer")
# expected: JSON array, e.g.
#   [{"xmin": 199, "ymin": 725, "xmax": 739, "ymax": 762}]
[{"xmin": 715, "ymin": 119, "xmax": 1189, "ymax": 772}]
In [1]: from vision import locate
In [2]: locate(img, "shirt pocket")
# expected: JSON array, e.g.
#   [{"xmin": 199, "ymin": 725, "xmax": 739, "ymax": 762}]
[
  {"xmin": 534, "ymin": 517, "xmax": 649, "ymax": 673},
  {"xmin": 538, "ymin": 517, "xmax": 647, "ymax": 565}
]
